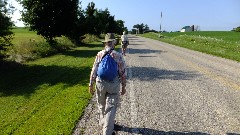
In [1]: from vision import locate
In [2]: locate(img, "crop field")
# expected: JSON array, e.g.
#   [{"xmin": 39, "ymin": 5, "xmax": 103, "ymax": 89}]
[{"xmin": 141, "ymin": 31, "xmax": 240, "ymax": 62}]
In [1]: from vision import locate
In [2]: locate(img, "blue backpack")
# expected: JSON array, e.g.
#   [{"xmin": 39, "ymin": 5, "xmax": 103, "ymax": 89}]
[{"xmin": 97, "ymin": 51, "xmax": 118, "ymax": 81}]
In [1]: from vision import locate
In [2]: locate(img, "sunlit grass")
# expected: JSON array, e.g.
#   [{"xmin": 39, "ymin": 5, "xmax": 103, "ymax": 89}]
[
  {"xmin": 141, "ymin": 32, "xmax": 240, "ymax": 62},
  {"xmin": 11, "ymin": 27, "xmax": 45, "ymax": 45},
  {"xmin": 8, "ymin": 28, "xmax": 75, "ymax": 62},
  {"xmin": 0, "ymin": 44, "xmax": 103, "ymax": 134},
  {"xmin": 1, "ymin": 28, "xmax": 123, "ymax": 134}
]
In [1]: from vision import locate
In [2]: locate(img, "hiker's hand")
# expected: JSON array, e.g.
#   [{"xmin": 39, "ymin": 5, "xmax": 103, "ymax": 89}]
[
  {"xmin": 121, "ymin": 87, "xmax": 126, "ymax": 95},
  {"xmin": 89, "ymin": 86, "xmax": 94, "ymax": 95}
]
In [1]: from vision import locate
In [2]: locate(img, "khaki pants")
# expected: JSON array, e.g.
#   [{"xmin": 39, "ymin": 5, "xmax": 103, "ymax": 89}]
[{"xmin": 96, "ymin": 77, "xmax": 120, "ymax": 135}]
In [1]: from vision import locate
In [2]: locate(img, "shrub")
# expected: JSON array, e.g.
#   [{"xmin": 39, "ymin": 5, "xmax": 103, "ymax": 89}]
[
  {"xmin": 236, "ymin": 26, "xmax": 240, "ymax": 32},
  {"xmin": 55, "ymin": 36, "xmax": 75, "ymax": 51},
  {"xmin": 81, "ymin": 34, "xmax": 100, "ymax": 43},
  {"xmin": 7, "ymin": 37, "xmax": 74, "ymax": 63},
  {"xmin": 7, "ymin": 41, "xmax": 54, "ymax": 63}
]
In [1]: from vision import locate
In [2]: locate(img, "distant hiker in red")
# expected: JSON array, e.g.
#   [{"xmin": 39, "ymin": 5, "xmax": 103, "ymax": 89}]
[{"xmin": 89, "ymin": 33, "xmax": 127, "ymax": 135}]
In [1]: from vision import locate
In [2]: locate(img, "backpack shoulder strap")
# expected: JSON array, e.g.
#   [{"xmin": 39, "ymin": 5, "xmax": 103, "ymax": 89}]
[{"xmin": 101, "ymin": 49, "xmax": 113, "ymax": 61}]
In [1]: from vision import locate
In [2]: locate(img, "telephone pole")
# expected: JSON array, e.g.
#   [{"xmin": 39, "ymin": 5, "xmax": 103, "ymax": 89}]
[
  {"xmin": 159, "ymin": 11, "xmax": 163, "ymax": 37},
  {"xmin": 160, "ymin": 11, "xmax": 162, "ymax": 32}
]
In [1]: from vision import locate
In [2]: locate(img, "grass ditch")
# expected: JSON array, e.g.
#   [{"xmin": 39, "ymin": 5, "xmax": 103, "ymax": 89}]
[{"xmin": 141, "ymin": 31, "xmax": 240, "ymax": 62}]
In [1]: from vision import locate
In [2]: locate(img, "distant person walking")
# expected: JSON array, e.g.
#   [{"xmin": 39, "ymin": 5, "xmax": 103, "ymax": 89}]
[
  {"xmin": 89, "ymin": 33, "xmax": 127, "ymax": 135},
  {"xmin": 121, "ymin": 31, "xmax": 129, "ymax": 56}
]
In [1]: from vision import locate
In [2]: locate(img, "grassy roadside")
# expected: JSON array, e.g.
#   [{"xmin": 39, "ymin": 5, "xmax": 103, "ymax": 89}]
[
  {"xmin": 140, "ymin": 32, "xmax": 240, "ymax": 62},
  {"xmin": 1, "ymin": 27, "xmax": 122, "ymax": 134},
  {"xmin": 0, "ymin": 41, "xmax": 104, "ymax": 134}
]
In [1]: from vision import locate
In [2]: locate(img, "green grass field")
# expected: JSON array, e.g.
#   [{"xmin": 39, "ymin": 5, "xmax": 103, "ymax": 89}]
[
  {"xmin": 11, "ymin": 27, "xmax": 45, "ymax": 44},
  {"xmin": 158, "ymin": 31, "xmax": 240, "ymax": 41},
  {"xmin": 0, "ymin": 45, "xmax": 104, "ymax": 134},
  {"xmin": 0, "ymin": 28, "xmax": 123, "ymax": 134},
  {"xmin": 141, "ymin": 31, "xmax": 240, "ymax": 62},
  {"xmin": 0, "ymin": 28, "xmax": 105, "ymax": 134}
]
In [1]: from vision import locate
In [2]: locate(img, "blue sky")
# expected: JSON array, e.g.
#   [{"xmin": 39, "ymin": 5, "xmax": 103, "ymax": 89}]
[{"xmin": 10, "ymin": 0, "xmax": 240, "ymax": 31}]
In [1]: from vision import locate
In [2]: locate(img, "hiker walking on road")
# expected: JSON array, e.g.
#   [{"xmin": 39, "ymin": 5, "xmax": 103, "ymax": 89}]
[
  {"xmin": 89, "ymin": 33, "xmax": 127, "ymax": 135},
  {"xmin": 121, "ymin": 31, "xmax": 129, "ymax": 56}
]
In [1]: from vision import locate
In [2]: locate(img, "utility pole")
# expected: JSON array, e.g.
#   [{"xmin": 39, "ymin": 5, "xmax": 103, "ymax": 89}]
[
  {"xmin": 159, "ymin": 11, "xmax": 163, "ymax": 37},
  {"xmin": 160, "ymin": 11, "xmax": 162, "ymax": 32}
]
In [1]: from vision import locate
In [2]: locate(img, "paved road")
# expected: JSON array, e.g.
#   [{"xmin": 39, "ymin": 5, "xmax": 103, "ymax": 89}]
[{"xmin": 73, "ymin": 35, "xmax": 240, "ymax": 135}]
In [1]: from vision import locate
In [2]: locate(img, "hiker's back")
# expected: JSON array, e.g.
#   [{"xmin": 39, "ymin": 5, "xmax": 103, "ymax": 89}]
[{"xmin": 97, "ymin": 50, "xmax": 118, "ymax": 81}]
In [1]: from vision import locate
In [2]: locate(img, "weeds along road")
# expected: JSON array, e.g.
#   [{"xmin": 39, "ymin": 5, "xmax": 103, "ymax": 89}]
[{"xmin": 73, "ymin": 35, "xmax": 240, "ymax": 135}]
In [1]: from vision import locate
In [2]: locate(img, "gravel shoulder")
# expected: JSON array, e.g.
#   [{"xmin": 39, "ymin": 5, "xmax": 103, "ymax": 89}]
[{"xmin": 73, "ymin": 35, "xmax": 240, "ymax": 135}]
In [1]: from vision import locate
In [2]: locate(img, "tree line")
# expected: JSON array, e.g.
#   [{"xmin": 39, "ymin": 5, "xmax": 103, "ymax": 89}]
[
  {"xmin": 0, "ymin": 0, "xmax": 127, "ymax": 60},
  {"xmin": 132, "ymin": 23, "xmax": 159, "ymax": 34},
  {"xmin": 0, "ymin": 0, "xmax": 14, "ymax": 59}
]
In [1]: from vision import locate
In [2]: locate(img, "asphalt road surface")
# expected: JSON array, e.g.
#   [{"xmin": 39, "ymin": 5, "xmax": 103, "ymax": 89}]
[{"xmin": 73, "ymin": 35, "xmax": 240, "ymax": 135}]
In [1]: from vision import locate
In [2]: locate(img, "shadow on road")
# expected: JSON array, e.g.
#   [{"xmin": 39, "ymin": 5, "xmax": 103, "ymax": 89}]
[
  {"xmin": 128, "ymin": 36, "xmax": 145, "ymax": 42},
  {"xmin": 114, "ymin": 124, "xmax": 210, "ymax": 135},
  {"xmin": 129, "ymin": 48, "xmax": 166, "ymax": 54},
  {"xmin": 129, "ymin": 43, "xmax": 144, "ymax": 46},
  {"xmin": 128, "ymin": 36, "xmax": 139, "ymax": 40},
  {"xmin": 139, "ymin": 56, "xmax": 157, "ymax": 57},
  {"xmin": 129, "ymin": 67, "xmax": 200, "ymax": 81}
]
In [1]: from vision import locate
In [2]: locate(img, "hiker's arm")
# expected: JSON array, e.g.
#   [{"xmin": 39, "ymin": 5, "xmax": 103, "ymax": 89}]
[
  {"xmin": 89, "ymin": 86, "xmax": 94, "ymax": 95},
  {"xmin": 89, "ymin": 55, "xmax": 100, "ymax": 94},
  {"xmin": 121, "ymin": 87, "xmax": 126, "ymax": 95},
  {"xmin": 120, "ymin": 69, "xmax": 127, "ymax": 95},
  {"xmin": 118, "ymin": 56, "xmax": 127, "ymax": 95}
]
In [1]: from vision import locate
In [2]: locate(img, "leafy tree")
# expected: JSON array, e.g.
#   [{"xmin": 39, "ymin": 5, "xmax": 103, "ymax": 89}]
[
  {"xmin": 67, "ymin": 2, "xmax": 86, "ymax": 44},
  {"xmin": 133, "ymin": 23, "xmax": 145, "ymax": 34},
  {"xmin": 94, "ymin": 9, "xmax": 111, "ymax": 34},
  {"xmin": 96, "ymin": 9, "xmax": 122, "ymax": 35},
  {"xmin": 0, "ymin": 0, "xmax": 14, "ymax": 60},
  {"xmin": 17, "ymin": 0, "xmax": 80, "ymax": 47},
  {"xmin": 235, "ymin": 26, "xmax": 240, "ymax": 32},
  {"xmin": 105, "ymin": 15, "xmax": 117, "ymax": 33},
  {"xmin": 85, "ymin": 4, "xmax": 125, "ymax": 35},
  {"xmin": 85, "ymin": 2, "xmax": 97, "ymax": 34},
  {"xmin": 115, "ymin": 20, "xmax": 125, "ymax": 35},
  {"xmin": 123, "ymin": 27, "xmax": 128, "ymax": 33},
  {"xmin": 133, "ymin": 23, "xmax": 152, "ymax": 34},
  {"xmin": 144, "ymin": 24, "xmax": 149, "ymax": 32}
]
